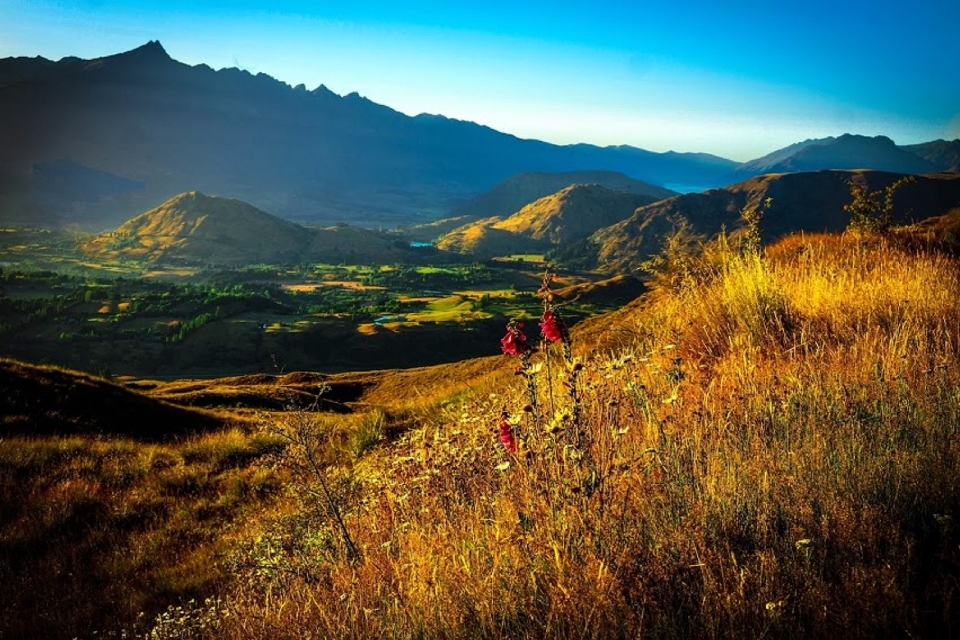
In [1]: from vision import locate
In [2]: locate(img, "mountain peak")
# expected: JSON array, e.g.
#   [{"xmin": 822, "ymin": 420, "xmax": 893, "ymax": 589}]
[
  {"xmin": 127, "ymin": 40, "xmax": 170, "ymax": 60},
  {"xmin": 79, "ymin": 40, "xmax": 174, "ymax": 75}
]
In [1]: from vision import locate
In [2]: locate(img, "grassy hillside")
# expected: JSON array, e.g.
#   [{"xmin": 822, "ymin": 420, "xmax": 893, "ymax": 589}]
[
  {"xmin": 588, "ymin": 170, "xmax": 960, "ymax": 273},
  {"xmin": 84, "ymin": 191, "xmax": 415, "ymax": 265},
  {"xmin": 6, "ymin": 231, "xmax": 960, "ymax": 638},
  {"xmin": 85, "ymin": 191, "xmax": 311, "ymax": 264},
  {"xmin": 439, "ymin": 184, "xmax": 657, "ymax": 258},
  {"xmin": 450, "ymin": 170, "xmax": 676, "ymax": 219}
]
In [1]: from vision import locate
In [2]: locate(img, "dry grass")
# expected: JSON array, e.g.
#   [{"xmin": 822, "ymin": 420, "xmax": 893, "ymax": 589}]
[
  {"xmin": 0, "ymin": 429, "xmax": 283, "ymax": 639},
  {"xmin": 7, "ymin": 232, "xmax": 960, "ymax": 638},
  {"xmin": 174, "ymin": 232, "xmax": 959, "ymax": 639}
]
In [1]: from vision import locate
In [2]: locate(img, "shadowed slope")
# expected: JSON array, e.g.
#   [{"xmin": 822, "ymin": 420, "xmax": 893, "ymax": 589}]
[
  {"xmin": 589, "ymin": 170, "xmax": 960, "ymax": 273},
  {"xmin": 0, "ymin": 358, "xmax": 224, "ymax": 438}
]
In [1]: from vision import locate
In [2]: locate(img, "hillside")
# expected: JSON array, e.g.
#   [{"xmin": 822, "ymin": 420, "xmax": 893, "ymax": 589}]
[
  {"xmin": 85, "ymin": 191, "xmax": 413, "ymax": 265},
  {"xmin": 0, "ymin": 358, "xmax": 223, "ymax": 438},
  {"xmin": 0, "ymin": 42, "xmax": 735, "ymax": 229},
  {"xmin": 449, "ymin": 170, "xmax": 676, "ymax": 219},
  {"xmin": 587, "ymin": 170, "xmax": 960, "ymax": 273},
  {"xmin": 438, "ymin": 184, "xmax": 658, "ymax": 258},
  {"xmin": 86, "ymin": 191, "xmax": 310, "ymax": 264},
  {"xmin": 903, "ymin": 139, "xmax": 960, "ymax": 173}
]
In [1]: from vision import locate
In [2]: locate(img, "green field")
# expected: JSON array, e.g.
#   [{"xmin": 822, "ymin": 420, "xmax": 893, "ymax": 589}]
[{"xmin": 0, "ymin": 228, "xmax": 621, "ymax": 377}]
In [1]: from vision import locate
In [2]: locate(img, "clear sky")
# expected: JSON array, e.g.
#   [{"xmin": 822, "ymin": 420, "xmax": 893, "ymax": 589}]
[{"xmin": 2, "ymin": 0, "xmax": 958, "ymax": 161}]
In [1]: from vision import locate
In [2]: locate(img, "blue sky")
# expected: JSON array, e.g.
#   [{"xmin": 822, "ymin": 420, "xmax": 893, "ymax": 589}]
[{"xmin": 2, "ymin": 0, "xmax": 958, "ymax": 161}]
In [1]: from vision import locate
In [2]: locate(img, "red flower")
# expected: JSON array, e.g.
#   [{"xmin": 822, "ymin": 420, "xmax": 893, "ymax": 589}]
[
  {"xmin": 498, "ymin": 416, "xmax": 518, "ymax": 453},
  {"xmin": 540, "ymin": 309, "xmax": 565, "ymax": 343},
  {"xmin": 501, "ymin": 321, "xmax": 529, "ymax": 356}
]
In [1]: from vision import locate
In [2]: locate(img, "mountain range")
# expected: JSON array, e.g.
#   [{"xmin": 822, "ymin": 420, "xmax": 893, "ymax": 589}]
[
  {"xmin": 87, "ymin": 169, "xmax": 960, "ymax": 275},
  {"xmin": 1, "ymin": 41, "xmax": 957, "ymax": 231}
]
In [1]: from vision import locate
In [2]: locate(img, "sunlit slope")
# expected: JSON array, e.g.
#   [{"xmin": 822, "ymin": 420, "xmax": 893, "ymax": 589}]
[
  {"xmin": 439, "ymin": 184, "xmax": 657, "ymax": 258},
  {"xmin": 204, "ymin": 232, "xmax": 960, "ymax": 638},
  {"xmin": 85, "ymin": 191, "xmax": 413, "ymax": 264},
  {"xmin": 450, "ymin": 170, "xmax": 676, "ymax": 219},
  {"xmin": 86, "ymin": 191, "xmax": 309, "ymax": 263}
]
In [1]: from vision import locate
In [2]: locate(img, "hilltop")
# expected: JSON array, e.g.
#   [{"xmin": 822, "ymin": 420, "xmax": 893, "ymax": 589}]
[
  {"xmin": 449, "ymin": 170, "xmax": 676, "ymax": 219},
  {"xmin": 86, "ymin": 191, "xmax": 310, "ymax": 264},
  {"xmin": 438, "ymin": 184, "xmax": 658, "ymax": 258},
  {"xmin": 733, "ymin": 134, "xmax": 940, "ymax": 176},
  {"xmin": 903, "ymin": 139, "xmax": 960, "ymax": 173},
  {"xmin": 85, "ymin": 191, "xmax": 417, "ymax": 265}
]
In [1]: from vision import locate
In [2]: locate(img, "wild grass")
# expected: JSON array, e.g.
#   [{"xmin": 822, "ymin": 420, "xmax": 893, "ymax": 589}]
[
  {"xmin": 0, "ymin": 428, "xmax": 283, "ymax": 639},
  {"xmin": 7, "ymin": 231, "xmax": 959, "ymax": 638},
  {"xmin": 204, "ymin": 232, "xmax": 960, "ymax": 639}
]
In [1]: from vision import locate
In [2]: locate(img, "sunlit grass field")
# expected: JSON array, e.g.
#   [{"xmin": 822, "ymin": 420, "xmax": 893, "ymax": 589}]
[{"xmin": 4, "ymin": 231, "xmax": 960, "ymax": 638}]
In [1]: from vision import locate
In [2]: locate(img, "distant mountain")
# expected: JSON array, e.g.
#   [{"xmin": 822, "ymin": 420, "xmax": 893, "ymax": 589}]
[
  {"xmin": 438, "ymin": 184, "xmax": 657, "ymax": 258},
  {"xmin": 734, "ymin": 137, "xmax": 836, "ymax": 174},
  {"xmin": 450, "ymin": 170, "xmax": 676, "ymax": 219},
  {"xmin": 586, "ymin": 171, "xmax": 960, "ymax": 273},
  {"xmin": 733, "ymin": 134, "xmax": 944, "ymax": 177},
  {"xmin": 85, "ymin": 191, "xmax": 418, "ymax": 265},
  {"xmin": 0, "ymin": 41, "xmax": 736, "ymax": 229},
  {"xmin": 902, "ymin": 139, "xmax": 960, "ymax": 173}
]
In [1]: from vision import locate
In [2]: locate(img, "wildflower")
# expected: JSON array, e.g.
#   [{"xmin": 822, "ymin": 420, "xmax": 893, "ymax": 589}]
[
  {"xmin": 501, "ymin": 320, "xmax": 530, "ymax": 357},
  {"xmin": 540, "ymin": 309, "xmax": 565, "ymax": 343},
  {"xmin": 498, "ymin": 412, "xmax": 518, "ymax": 454}
]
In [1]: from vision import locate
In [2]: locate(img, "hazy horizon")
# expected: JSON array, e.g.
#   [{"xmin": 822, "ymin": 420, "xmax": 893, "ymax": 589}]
[{"xmin": 2, "ymin": 0, "xmax": 958, "ymax": 162}]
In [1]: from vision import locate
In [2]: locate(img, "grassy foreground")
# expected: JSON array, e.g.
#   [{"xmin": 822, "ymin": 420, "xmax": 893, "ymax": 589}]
[
  {"xmin": 5, "ymin": 231, "xmax": 960, "ymax": 638},
  {"xmin": 205, "ymin": 232, "xmax": 959, "ymax": 638}
]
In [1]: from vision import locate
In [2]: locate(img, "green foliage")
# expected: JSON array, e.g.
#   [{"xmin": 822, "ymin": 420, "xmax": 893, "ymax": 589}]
[
  {"xmin": 845, "ymin": 175, "xmax": 915, "ymax": 234},
  {"xmin": 350, "ymin": 408, "xmax": 386, "ymax": 459}
]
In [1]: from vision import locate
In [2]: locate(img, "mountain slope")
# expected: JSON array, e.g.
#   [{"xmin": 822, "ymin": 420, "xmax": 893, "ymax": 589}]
[
  {"xmin": 450, "ymin": 170, "xmax": 676, "ymax": 219},
  {"xmin": 735, "ymin": 134, "xmax": 940, "ymax": 176},
  {"xmin": 0, "ymin": 358, "xmax": 222, "ymax": 438},
  {"xmin": 438, "ymin": 184, "xmax": 658, "ymax": 258},
  {"xmin": 0, "ymin": 42, "xmax": 736, "ymax": 229},
  {"xmin": 589, "ymin": 170, "xmax": 960, "ymax": 272},
  {"xmin": 86, "ymin": 191, "xmax": 312, "ymax": 263},
  {"xmin": 86, "ymin": 191, "xmax": 411, "ymax": 264},
  {"xmin": 903, "ymin": 139, "xmax": 960, "ymax": 172},
  {"xmin": 733, "ymin": 137, "xmax": 836, "ymax": 174}
]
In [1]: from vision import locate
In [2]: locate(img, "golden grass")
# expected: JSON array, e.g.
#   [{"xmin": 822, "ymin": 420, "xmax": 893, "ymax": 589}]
[
  {"xmin": 0, "ymin": 429, "xmax": 283, "ymax": 639},
  {"xmin": 7, "ymin": 232, "xmax": 960, "ymax": 638},
  {"xmin": 203, "ymin": 233, "xmax": 960, "ymax": 639}
]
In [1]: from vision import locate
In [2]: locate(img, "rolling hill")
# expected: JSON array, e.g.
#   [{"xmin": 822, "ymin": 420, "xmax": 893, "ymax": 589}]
[
  {"xmin": 0, "ymin": 358, "xmax": 223, "ymax": 438},
  {"xmin": 85, "ymin": 191, "xmax": 417, "ymax": 265},
  {"xmin": 449, "ymin": 170, "xmax": 677, "ymax": 219},
  {"xmin": 587, "ymin": 170, "xmax": 960, "ymax": 273},
  {"xmin": 437, "ymin": 184, "xmax": 659, "ymax": 258}
]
